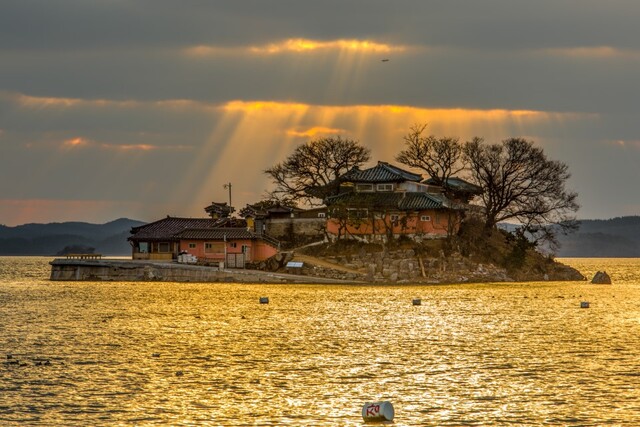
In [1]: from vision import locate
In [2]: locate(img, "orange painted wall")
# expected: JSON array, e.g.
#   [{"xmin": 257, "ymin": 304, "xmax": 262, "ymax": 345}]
[
  {"xmin": 179, "ymin": 239, "xmax": 277, "ymax": 261},
  {"xmin": 326, "ymin": 210, "xmax": 456, "ymax": 237}
]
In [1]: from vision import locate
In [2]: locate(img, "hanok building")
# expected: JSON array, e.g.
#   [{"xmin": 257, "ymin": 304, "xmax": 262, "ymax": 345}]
[
  {"xmin": 204, "ymin": 201, "xmax": 235, "ymax": 219},
  {"xmin": 128, "ymin": 202, "xmax": 279, "ymax": 266},
  {"xmin": 174, "ymin": 227, "xmax": 279, "ymax": 267},
  {"xmin": 129, "ymin": 216, "xmax": 220, "ymax": 261},
  {"xmin": 239, "ymin": 202, "xmax": 327, "ymax": 244},
  {"xmin": 422, "ymin": 177, "xmax": 483, "ymax": 204},
  {"xmin": 324, "ymin": 161, "xmax": 479, "ymax": 241}
]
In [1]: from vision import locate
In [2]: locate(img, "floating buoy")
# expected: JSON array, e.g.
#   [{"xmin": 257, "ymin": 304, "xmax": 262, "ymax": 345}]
[
  {"xmin": 259, "ymin": 297, "xmax": 269, "ymax": 304},
  {"xmin": 175, "ymin": 371, "xmax": 184, "ymax": 376},
  {"xmin": 362, "ymin": 401, "xmax": 394, "ymax": 422},
  {"xmin": 580, "ymin": 301, "xmax": 590, "ymax": 309},
  {"xmin": 412, "ymin": 298, "xmax": 421, "ymax": 306},
  {"xmin": 151, "ymin": 353, "xmax": 161, "ymax": 357}
]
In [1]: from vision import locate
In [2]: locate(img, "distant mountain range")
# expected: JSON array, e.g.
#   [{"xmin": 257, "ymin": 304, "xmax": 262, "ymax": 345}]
[
  {"xmin": 499, "ymin": 216, "xmax": 640, "ymax": 257},
  {"xmin": 0, "ymin": 216, "xmax": 638, "ymax": 257},
  {"xmin": 0, "ymin": 218, "xmax": 146, "ymax": 256},
  {"xmin": 554, "ymin": 216, "xmax": 640, "ymax": 257}
]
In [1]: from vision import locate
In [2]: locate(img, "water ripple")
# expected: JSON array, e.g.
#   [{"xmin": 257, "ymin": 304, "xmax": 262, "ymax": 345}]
[{"xmin": 1, "ymin": 257, "xmax": 639, "ymax": 425}]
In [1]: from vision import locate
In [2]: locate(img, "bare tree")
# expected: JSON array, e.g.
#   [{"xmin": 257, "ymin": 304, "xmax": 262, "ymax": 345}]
[
  {"xmin": 463, "ymin": 137, "xmax": 579, "ymax": 241},
  {"xmin": 396, "ymin": 124, "xmax": 466, "ymax": 187},
  {"xmin": 265, "ymin": 137, "xmax": 371, "ymax": 205}
]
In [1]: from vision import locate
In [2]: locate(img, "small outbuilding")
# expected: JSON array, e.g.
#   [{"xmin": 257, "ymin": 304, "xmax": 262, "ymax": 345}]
[{"xmin": 128, "ymin": 216, "xmax": 279, "ymax": 266}]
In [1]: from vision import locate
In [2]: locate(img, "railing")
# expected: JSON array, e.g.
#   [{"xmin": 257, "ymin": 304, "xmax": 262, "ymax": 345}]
[{"xmin": 65, "ymin": 253, "xmax": 102, "ymax": 260}]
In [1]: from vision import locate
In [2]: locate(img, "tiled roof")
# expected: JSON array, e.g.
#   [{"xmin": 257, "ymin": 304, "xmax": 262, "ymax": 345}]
[
  {"xmin": 326, "ymin": 191, "xmax": 459, "ymax": 211},
  {"xmin": 399, "ymin": 192, "xmax": 452, "ymax": 210},
  {"xmin": 423, "ymin": 177, "xmax": 483, "ymax": 194},
  {"xmin": 175, "ymin": 227, "xmax": 258, "ymax": 240},
  {"xmin": 204, "ymin": 202, "xmax": 235, "ymax": 218},
  {"xmin": 342, "ymin": 161, "xmax": 423, "ymax": 183},
  {"xmin": 239, "ymin": 203, "xmax": 302, "ymax": 218},
  {"xmin": 129, "ymin": 217, "xmax": 220, "ymax": 241}
]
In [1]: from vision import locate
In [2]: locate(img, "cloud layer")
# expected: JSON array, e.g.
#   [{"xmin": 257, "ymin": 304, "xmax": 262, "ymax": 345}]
[{"xmin": 1, "ymin": 1, "xmax": 639, "ymax": 224}]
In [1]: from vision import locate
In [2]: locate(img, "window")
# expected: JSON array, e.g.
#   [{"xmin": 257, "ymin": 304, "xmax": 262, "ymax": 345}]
[
  {"xmin": 205, "ymin": 242, "xmax": 224, "ymax": 253},
  {"xmin": 158, "ymin": 242, "xmax": 171, "ymax": 253},
  {"xmin": 347, "ymin": 208, "xmax": 368, "ymax": 219},
  {"xmin": 390, "ymin": 214, "xmax": 400, "ymax": 222},
  {"xmin": 317, "ymin": 212, "xmax": 326, "ymax": 218},
  {"xmin": 188, "ymin": 243, "xmax": 196, "ymax": 249},
  {"xmin": 356, "ymin": 183, "xmax": 374, "ymax": 192},
  {"xmin": 241, "ymin": 245, "xmax": 250, "ymax": 253},
  {"xmin": 138, "ymin": 242, "xmax": 148, "ymax": 253},
  {"xmin": 229, "ymin": 242, "xmax": 237, "ymax": 248},
  {"xmin": 435, "ymin": 213, "xmax": 441, "ymax": 224},
  {"xmin": 420, "ymin": 215, "xmax": 431, "ymax": 222},
  {"xmin": 377, "ymin": 183, "xmax": 393, "ymax": 192}
]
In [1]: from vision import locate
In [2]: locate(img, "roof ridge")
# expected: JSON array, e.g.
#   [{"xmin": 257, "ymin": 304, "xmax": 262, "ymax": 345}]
[{"xmin": 378, "ymin": 161, "xmax": 422, "ymax": 180}]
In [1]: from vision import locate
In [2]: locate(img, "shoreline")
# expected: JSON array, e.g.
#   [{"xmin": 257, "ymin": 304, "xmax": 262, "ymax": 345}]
[
  {"xmin": 49, "ymin": 258, "xmax": 367, "ymax": 284},
  {"xmin": 49, "ymin": 258, "xmax": 587, "ymax": 285}
]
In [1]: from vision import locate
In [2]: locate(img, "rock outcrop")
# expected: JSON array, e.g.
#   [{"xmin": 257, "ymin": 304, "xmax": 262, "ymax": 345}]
[
  {"xmin": 284, "ymin": 242, "xmax": 586, "ymax": 284},
  {"xmin": 591, "ymin": 270, "xmax": 612, "ymax": 284}
]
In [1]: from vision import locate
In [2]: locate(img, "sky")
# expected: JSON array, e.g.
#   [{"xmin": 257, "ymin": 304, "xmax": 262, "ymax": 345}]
[{"xmin": 1, "ymin": 0, "xmax": 639, "ymax": 226}]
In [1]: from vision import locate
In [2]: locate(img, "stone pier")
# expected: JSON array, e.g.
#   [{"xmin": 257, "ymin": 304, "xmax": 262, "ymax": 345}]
[{"xmin": 49, "ymin": 258, "xmax": 363, "ymax": 284}]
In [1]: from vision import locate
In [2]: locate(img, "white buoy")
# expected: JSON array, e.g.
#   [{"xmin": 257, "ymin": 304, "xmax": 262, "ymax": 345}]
[
  {"xmin": 412, "ymin": 298, "xmax": 421, "ymax": 306},
  {"xmin": 259, "ymin": 297, "xmax": 269, "ymax": 304},
  {"xmin": 362, "ymin": 401, "xmax": 394, "ymax": 422},
  {"xmin": 580, "ymin": 301, "xmax": 590, "ymax": 308}
]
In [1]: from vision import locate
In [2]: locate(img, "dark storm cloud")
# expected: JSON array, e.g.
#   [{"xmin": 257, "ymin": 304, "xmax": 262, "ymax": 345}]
[
  {"xmin": 1, "ymin": 1, "xmax": 640, "ymax": 223},
  {"xmin": 3, "ymin": 1, "xmax": 640, "ymax": 51},
  {"xmin": 2, "ymin": 0, "xmax": 640, "ymax": 114},
  {"xmin": 2, "ymin": 43, "xmax": 639, "ymax": 114}
]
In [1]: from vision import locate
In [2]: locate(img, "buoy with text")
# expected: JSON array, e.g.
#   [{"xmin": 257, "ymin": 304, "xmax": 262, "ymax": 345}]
[
  {"xmin": 412, "ymin": 298, "xmax": 421, "ymax": 306},
  {"xmin": 362, "ymin": 401, "xmax": 394, "ymax": 422},
  {"xmin": 580, "ymin": 301, "xmax": 590, "ymax": 308},
  {"xmin": 259, "ymin": 297, "xmax": 269, "ymax": 304}
]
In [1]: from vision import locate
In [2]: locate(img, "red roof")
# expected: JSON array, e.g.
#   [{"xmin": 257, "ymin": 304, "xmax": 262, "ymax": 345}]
[
  {"xmin": 174, "ymin": 227, "xmax": 259, "ymax": 240},
  {"xmin": 129, "ymin": 217, "xmax": 220, "ymax": 241}
]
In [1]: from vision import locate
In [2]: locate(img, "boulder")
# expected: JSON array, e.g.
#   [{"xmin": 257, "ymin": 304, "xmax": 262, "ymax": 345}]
[{"xmin": 591, "ymin": 271, "xmax": 612, "ymax": 284}]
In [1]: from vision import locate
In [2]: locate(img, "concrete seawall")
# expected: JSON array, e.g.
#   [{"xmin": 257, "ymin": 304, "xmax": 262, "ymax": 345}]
[{"xmin": 49, "ymin": 259, "xmax": 363, "ymax": 284}]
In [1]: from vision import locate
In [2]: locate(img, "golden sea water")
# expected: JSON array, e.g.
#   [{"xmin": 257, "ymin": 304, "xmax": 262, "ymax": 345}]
[{"xmin": 1, "ymin": 256, "xmax": 639, "ymax": 426}]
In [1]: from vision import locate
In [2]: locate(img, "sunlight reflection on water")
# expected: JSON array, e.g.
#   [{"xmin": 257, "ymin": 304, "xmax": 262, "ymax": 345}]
[{"xmin": 1, "ymin": 257, "xmax": 639, "ymax": 426}]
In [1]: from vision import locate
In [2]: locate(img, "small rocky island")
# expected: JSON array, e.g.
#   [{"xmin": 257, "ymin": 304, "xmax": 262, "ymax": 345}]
[
  {"xmin": 254, "ymin": 221, "xmax": 585, "ymax": 284},
  {"xmin": 53, "ymin": 143, "xmax": 586, "ymax": 284}
]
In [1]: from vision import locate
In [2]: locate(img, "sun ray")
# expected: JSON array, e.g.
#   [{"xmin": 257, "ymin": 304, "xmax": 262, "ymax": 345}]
[{"xmin": 186, "ymin": 101, "xmax": 587, "ymax": 212}]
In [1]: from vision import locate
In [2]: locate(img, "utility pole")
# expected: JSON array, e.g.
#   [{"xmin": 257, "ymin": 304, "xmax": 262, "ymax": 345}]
[{"xmin": 223, "ymin": 182, "xmax": 232, "ymax": 207}]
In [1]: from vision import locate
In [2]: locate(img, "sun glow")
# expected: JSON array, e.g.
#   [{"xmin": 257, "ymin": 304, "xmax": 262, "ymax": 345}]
[
  {"xmin": 0, "ymin": 199, "xmax": 145, "ymax": 226},
  {"xmin": 608, "ymin": 139, "xmax": 640, "ymax": 149},
  {"xmin": 175, "ymin": 100, "xmax": 585, "ymax": 214},
  {"xmin": 250, "ymin": 38, "xmax": 404, "ymax": 54},
  {"xmin": 184, "ymin": 38, "xmax": 407, "ymax": 57},
  {"xmin": 286, "ymin": 126, "xmax": 346, "ymax": 137},
  {"xmin": 14, "ymin": 93, "xmax": 140, "ymax": 109},
  {"xmin": 63, "ymin": 137, "xmax": 90, "ymax": 148},
  {"xmin": 541, "ymin": 45, "xmax": 640, "ymax": 59},
  {"xmin": 60, "ymin": 137, "xmax": 188, "ymax": 152}
]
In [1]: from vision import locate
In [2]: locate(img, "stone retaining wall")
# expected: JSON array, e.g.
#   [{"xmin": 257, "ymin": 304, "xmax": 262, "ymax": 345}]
[
  {"xmin": 49, "ymin": 259, "xmax": 362, "ymax": 284},
  {"xmin": 305, "ymin": 249, "xmax": 512, "ymax": 283}
]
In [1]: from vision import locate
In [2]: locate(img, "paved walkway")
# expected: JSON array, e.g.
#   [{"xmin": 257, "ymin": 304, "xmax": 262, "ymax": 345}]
[{"xmin": 291, "ymin": 254, "xmax": 363, "ymax": 275}]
